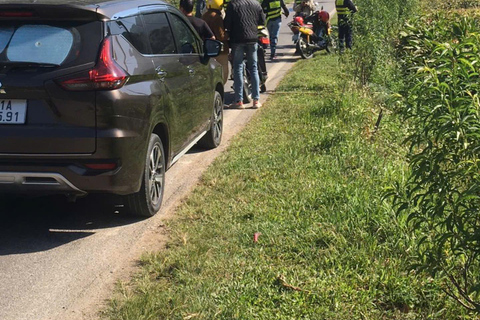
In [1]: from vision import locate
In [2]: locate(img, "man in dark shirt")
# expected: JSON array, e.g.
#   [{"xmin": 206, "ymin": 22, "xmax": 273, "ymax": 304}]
[
  {"xmin": 180, "ymin": 0, "xmax": 215, "ymax": 40},
  {"xmin": 224, "ymin": 0, "xmax": 266, "ymax": 109}
]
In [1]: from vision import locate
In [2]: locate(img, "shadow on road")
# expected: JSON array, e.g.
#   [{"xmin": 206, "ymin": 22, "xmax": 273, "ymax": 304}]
[
  {"xmin": 271, "ymin": 57, "xmax": 301, "ymax": 63},
  {"xmin": 0, "ymin": 194, "xmax": 141, "ymax": 255},
  {"xmin": 275, "ymin": 44, "xmax": 296, "ymax": 50}
]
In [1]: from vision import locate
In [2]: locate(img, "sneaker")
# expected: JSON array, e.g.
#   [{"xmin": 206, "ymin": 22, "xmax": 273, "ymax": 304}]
[
  {"xmin": 270, "ymin": 55, "xmax": 277, "ymax": 60},
  {"xmin": 252, "ymin": 100, "xmax": 262, "ymax": 109},
  {"xmin": 229, "ymin": 101, "xmax": 244, "ymax": 109}
]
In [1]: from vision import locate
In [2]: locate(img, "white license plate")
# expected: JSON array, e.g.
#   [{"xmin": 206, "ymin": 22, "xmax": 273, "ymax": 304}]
[{"xmin": 0, "ymin": 100, "xmax": 27, "ymax": 124}]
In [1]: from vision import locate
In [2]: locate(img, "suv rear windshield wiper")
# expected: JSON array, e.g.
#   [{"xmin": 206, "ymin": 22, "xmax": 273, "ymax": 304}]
[{"xmin": 0, "ymin": 61, "xmax": 60, "ymax": 68}]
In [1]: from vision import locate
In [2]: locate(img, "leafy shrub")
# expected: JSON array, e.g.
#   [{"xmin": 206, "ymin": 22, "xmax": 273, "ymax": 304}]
[
  {"xmin": 426, "ymin": 0, "xmax": 480, "ymax": 10},
  {"xmin": 389, "ymin": 13, "xmax": 480, "ymax": 312},
  {"xmin": 347, "ymin": 0, "xmax": 417, "ymax": 89}
]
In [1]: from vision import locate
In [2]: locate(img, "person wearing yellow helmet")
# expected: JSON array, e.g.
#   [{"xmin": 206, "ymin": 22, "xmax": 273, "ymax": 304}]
[
  {"xmin": 202, "ymin": 0, "xmax": 229, "ymax": 84},
  {"xmin": 205, "ymin": 0, "xmax": 223, "ymax": 10}
]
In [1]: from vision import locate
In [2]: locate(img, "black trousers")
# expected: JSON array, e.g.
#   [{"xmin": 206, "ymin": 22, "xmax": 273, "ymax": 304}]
[{"xmin": 338, "ymin": 22, "xmax": 353, "ymax": 49}]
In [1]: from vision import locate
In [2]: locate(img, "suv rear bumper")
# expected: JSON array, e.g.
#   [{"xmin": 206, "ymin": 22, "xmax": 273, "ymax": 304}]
[
  {"xmin": 0, "ymin": 172, "xmax": 86, "ymax": 195},
  {"xmin": 0, "ymin": 128, "xmax": 151, "ymax": 196},
  {"xmin": 0, "ymin": 158, "xmax": 143, "ymax": 195}
]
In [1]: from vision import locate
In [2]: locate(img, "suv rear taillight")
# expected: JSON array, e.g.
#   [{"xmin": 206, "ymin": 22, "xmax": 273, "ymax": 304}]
[{"xmin": 60, "ymin": 37, "xmax": 129, "ymax": 91}]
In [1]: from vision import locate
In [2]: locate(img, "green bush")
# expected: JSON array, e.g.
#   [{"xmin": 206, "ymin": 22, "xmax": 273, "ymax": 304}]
[
  {"xmin": 346, "ymin": 0, "xmax": 417, "ymax": 89},
  {"xmin": 388, "ymin": 13, "xmax": 480, "ymax": 313},
  {"xmin": 426, "ymin": 0, "xmax": 480, "ymax": 10}
]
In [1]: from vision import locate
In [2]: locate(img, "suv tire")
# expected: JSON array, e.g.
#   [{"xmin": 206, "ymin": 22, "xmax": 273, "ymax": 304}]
[
  {"xmin": 199, "ymin": 91, "xmax": 223, "ymax": 149},
  {"xmin": 125, "ymin": 134, "xmax": 165, "ymax": 217}
]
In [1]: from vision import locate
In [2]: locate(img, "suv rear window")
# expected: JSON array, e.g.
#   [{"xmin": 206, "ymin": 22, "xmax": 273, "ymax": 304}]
[
  {"xmin": 7, "ymin": 25, "xmax": 74, "ymax": 65},
  {"xmin": 0, "ymin": 21, "xmax": 102, "ymax": 67}
]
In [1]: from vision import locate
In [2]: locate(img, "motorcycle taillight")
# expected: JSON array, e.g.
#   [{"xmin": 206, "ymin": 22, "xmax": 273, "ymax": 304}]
[{"xmin": 260, "ymin": 37, "xmax": 270, "ymax": 45}]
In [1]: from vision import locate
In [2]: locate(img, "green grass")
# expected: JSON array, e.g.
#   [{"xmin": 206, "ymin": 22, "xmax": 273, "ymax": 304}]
[{"xmin": 103, "ymin": 53, "xmax": 470, "ymax": 319}]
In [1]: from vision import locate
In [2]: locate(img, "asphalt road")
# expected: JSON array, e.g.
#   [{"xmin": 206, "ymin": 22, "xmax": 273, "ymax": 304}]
[{"xmin": 0, "ymin": 2, "xmax": 335, "ymax": 320}]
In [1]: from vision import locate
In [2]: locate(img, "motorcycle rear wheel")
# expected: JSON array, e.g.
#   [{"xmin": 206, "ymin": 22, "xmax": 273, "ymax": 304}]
[
  {"xmin": 242, "ymin": 68, "xmax": 252, "ymax": 103},
  {"xmin": 297, "ymin": 37, "xmax": 314, "ymax": 59},
  {"xmin": 326, "ymin": 42, "xmax": 332, "ymax": 54}
]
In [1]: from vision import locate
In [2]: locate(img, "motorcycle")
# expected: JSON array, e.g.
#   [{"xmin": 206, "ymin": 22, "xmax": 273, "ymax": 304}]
[{"xmin": 288, "ymin": 10, "xmax": 335, "ymax": 59}]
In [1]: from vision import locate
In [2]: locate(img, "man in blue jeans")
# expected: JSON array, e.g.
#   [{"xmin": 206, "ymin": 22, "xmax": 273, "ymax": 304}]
[
  {"xmin": 225, "ymin": 0, "xmax": 266, "ymax": 109},
  {"xmin": 262, "ymin": 0, "xmax": 289, "ymax": 60}
]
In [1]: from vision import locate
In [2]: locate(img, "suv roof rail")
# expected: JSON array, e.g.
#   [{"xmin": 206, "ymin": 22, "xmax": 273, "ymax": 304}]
[{"xmin": 0, "ymin": 0, "xmax": 169, "ymax": 20}]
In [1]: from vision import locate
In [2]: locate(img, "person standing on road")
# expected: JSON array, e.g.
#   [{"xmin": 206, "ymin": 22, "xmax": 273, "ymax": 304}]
[
  {"xmin": 293, "ymin": 0, "xmax": 315, "ymax": 17},
  {"xmin": 195, "ymin": 0, "xmax": 206, "ymax": 17},
  {"xmin": 224, "ymin": 0, "xmax": 265, "ymax": 109},
  {"xmin": 180, "ymin": 0, "xmax": 215, "ymax": 41},
  {"xmin": 292, "ymin": 0, "xmax": 302, "ymax": 13},
  {"xmin": 335, "ymin": 0, "xmax": 357, "ymax": 51},
  {"xmin": 202, "ymin": 0, "xmax": 229, "ymax": 84},
  {"xmin": 261, "ymin": 0, "xmax": 289, "ymax": 60}
]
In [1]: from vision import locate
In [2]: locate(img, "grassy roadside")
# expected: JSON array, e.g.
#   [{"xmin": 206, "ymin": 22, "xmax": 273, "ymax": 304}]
[{"xmin": 103, "ymin": 53, "xmax": 469, "ymax": 319}]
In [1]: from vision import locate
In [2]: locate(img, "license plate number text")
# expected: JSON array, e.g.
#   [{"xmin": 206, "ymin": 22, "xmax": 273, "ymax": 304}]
[{"xmin": 0, "ymin": 100, "xmax": 27, "ymax": 124}]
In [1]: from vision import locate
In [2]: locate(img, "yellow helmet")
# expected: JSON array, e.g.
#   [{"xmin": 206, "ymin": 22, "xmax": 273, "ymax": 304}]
[{"xmin": 207, "ymin": 0, "xmax": 223, "ymax": 10}]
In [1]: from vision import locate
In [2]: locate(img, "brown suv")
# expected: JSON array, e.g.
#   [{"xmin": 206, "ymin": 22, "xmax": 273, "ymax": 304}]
[{"xmin": 0, "ymin": 0, "xmax": 224, "ymax": 216}]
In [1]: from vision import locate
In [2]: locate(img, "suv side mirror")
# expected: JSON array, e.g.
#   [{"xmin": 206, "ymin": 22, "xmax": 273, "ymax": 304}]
[{"xmin": 204, "ymin": 39, "xmax": 222, "ymax": 58}]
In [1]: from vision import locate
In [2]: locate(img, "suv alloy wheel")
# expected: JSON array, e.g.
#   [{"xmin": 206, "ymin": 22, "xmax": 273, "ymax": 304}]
[
  {"xmin": 125, "ymin": 134, "xmax": 165, "ymax": 217},
  {"xmin": 199, "ymin": 91, "xmax": 223, "ymax": 149}
]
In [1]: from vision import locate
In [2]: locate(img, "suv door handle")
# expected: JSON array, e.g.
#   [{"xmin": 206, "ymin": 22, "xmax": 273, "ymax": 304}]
[{"xmin": 155, "ymin": 67, "xmax": 167, "ymax": 80}]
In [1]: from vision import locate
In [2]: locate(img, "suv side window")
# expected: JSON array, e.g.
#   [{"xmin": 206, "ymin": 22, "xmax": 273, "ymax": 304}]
[
  {"xmin": 142, "ymin": 12, "xmax": 176, "ymax": 55},
  {"xmin": 168, "ymin": 13, "xmax": 200, "ymax": 54},
  {"xmin": 109, "ymin": 15, "xmax": 149, "ymax": 54}
]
